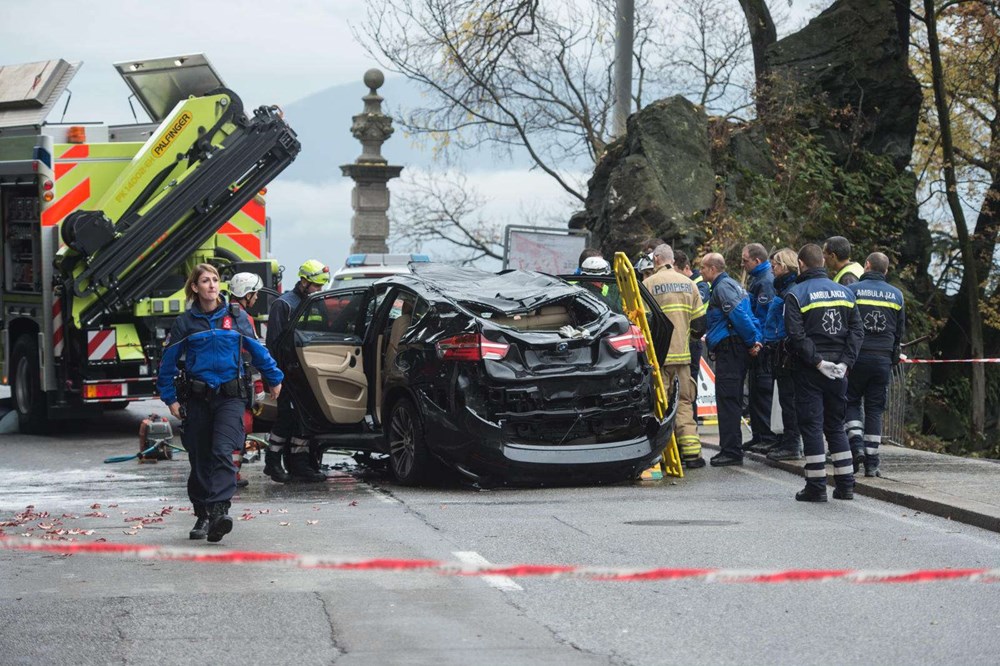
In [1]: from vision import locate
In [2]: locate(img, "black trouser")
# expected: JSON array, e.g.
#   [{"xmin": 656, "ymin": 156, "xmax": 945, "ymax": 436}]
[
  {"xmin": 689, "ymin": 338, "xmax": 703, "ymax": 418},
  {"xmin": 794, "ymin": 365, "xmax": 853, "ymax": 491},
  {"xmin": 270, "ymin": 392, "xmax": 297, "ymax": 443},
  {"xmin": 775, "ymin": 374, "xmax": 800, "ymax": 449},
  {"xmin": 748, "ymin": 351, "xmax": 776, "ymax": 445},
  {"xmin": 182, "ymin": 394, "xmax": 245, "ymax": 510},
  {"xmin": 846, "ymin": 354, "xmax": 891, "ymax": 463},
  {"xmin": 714, "ymin": 338, "xmax": 749, "ymax": 458}
]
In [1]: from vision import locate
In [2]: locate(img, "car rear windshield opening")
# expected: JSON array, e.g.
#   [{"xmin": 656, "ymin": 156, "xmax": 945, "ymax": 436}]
[{"xmin": 471, "ymin": 296, "xmax": 604, "ymax": 331}]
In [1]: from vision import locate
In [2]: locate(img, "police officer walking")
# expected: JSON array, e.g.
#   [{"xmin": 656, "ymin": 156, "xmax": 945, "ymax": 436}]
[
  {"xmin": 699, "ymin": 253, "xmax": 762, "ymax": 467},
  {"xmin": 741, "ymin": 243, "xmax": 778, "ymax": 454},
  {"xmin": 643, "ymin": 244, "xmax": 707, "ymax": 468},
  {"xmin": 157, "ymin": 264, "xmax": 284, "ymax": 542},
  {"xmin": 784, "ymin": 244, "xmax": 864, "ymax": 502},
  {"xmin": 846, "ymin": 252, "xmax": 905, "ymax": 478},
  {"xmin": 264, "ymin": 259, "xmax": 331, "ymax": 483},
  {"xmin": 824, "ymin": 236, "xmax": 864, "ymax": 286}
]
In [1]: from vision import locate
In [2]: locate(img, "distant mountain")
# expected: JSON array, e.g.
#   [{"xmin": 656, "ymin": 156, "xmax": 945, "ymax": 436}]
[{"xmin": 279, "ymin": 76, "xmax": 534, "ymax": 183}]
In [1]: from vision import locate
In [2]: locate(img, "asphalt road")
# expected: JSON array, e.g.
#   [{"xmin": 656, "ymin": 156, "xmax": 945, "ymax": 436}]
[{"xmin": 1, "ymin": 404, "xmax": 999, "ymax": 666}]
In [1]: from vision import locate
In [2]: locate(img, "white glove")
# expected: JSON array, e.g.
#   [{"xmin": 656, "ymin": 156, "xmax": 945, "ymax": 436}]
[
  {"xmin": 559, "ymin": 325, "xmax": 585, "ymax": 339},
  {"xmin": 817, "ymin": 360, "xmax": 840, "ymax": 380},
  {"xmin": 833, "ymin": 363, "xmax": 848, "ymax": 379}
]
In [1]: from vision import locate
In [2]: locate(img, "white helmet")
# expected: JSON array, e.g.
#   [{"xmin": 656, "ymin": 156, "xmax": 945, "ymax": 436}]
[
  {"xmin": 580, "ymin": 256, "xmax": 611, "ymax": 275},
  {"xmin": 228, "ymin": 272, "xmax": 264, "ymax": 298}
]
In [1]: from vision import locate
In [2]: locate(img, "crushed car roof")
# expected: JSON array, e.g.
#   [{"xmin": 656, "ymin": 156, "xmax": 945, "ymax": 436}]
[{"xmin": 395, "ymin": 263, "xmax": 602, "ymax": 315}]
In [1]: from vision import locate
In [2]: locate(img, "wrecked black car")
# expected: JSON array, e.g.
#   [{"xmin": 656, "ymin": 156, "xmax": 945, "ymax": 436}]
[{"xmin": 275, "ymin": 264, "xmax": 676, "ymax": 486}]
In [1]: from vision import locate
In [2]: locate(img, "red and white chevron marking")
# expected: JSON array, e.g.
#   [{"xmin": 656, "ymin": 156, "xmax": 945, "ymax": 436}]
[
  {"xmin": 52, "ymin": 300, "xmax": 64, "ymax": 357},
  {"xmin": 901, "ymin": 357, "xmax": 1000, "ymax": 364},
  {"xmin": 1, "ymin": 537, "xmax": 997, "ymax": 584},
  {"xmin": 87, "ymin": 329, "xmax": 116, "ymax": 362}
]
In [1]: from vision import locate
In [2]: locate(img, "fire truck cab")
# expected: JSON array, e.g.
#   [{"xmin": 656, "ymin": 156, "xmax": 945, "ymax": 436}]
[{"xmin": 0, "ymin": 55, "xmax": 299, "ymax": 432}]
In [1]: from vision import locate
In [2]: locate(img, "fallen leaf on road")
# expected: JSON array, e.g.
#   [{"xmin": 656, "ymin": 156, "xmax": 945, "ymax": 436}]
[
  {"xmin": 123, "ymin": 530, "xmax": 138, "ymax": 536},
  {"xmin": 38, "ymin": 523, "xmax": 54, "ymax": 530},
  {"xmin": 84, "ymin": 512, "xmax": 108, "ymax": 518},
  {"xmin": 108, "ymin": 504, "xmax": 118, "ymax": 508},
  {"xmin": 239, "ymin": 513, "xmax": 254, "ymax": 521},
  {"xmin": 348, "ymin": 500, "xmax": 358, "ymax": 507},
  {"xmin": 61, "ymin": 514, "xmax": 77, "ymax": 519},
  {"xmin": 278, "ymin": 522, "xmax": 290, "ymax": 527},
  {"xmin": 278, "ymin": 509, "xmax": 289, "ymax": 514},
  {"xmin": 90, "ymin": 503, "xmax": 101, "ymax": 509},
  {"xmin": 306, "ymin": 520, "xmax": 318, "ymax": 525},
  {"xmin": 257, "ymin": 509, "xmax": 270, "ymax": 514}
]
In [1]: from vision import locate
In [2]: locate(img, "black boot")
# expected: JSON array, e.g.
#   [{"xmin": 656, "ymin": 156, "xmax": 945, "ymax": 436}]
[
  {"xmin": 850, "ymin": 439, "xmax": 865, "ymax": 474},
  {"xmin": 287, "ymin": 452, "xmax": 327, "ymax": 482},
  {"xmin": 189, "ymin": 507, "xmax": 209, "ymax": 540},
  {"xmin": 795, "ymin": 484, "xmax": 828, "ymax": 503},
  {"xmin": 263, "ymin": 450, "xmax": 290, "ymax": 483},
  {"xmin": 767, "ymin": 444, "xmax": 803, "ymax": 461},
  {"xmin": 832, "ymin": 485, "xmax": 854, "ymax": 500},
  {"xmin": 206, "ymin": 502, "xmax": 233, "ymax": 543},
  {"xmin": 864, "ymin": 455, "xmax": 882, "ymax": 478}
]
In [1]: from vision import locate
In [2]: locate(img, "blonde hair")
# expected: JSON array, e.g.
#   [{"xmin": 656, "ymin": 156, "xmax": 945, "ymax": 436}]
[
  {"xmin": 185, "ymin": 263, "xmax": 221, "ymax": 306},
  {"xmin": 771, "ymin": 248, "xmax": 798, "ymax": 273}
]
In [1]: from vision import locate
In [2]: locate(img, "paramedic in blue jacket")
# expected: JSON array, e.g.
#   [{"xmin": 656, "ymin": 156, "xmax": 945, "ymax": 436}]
[
  {"xmin": 783, "ymin": 244, "xmax": 863, "ymax": 503},
  {"xmin": 741, "ymin": 243, "xmax": 777, "ymax": 453},
  {"xmin": 157, "ymin": 263, "xmax": 284, "ymax": 543},
  {"xmin": 761, "ymin": 248, "xmax": 802, "ymax": 461},
  {"xmin": 846, "ymin": 252, "xmax": 905, "ymax": 478},
  {"xmin": 699, "ymin": 253, "xmax": 762, "ymax": 467}
]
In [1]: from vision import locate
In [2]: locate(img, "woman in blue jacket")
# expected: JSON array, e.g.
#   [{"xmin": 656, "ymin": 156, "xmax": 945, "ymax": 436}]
[
  {"xmin": 157, "ymin": 264, "xmax": 284, "ymax": 543},
  {"xmin": 762, "ymin": 248, "xmax": 802, "ymax": 461}
]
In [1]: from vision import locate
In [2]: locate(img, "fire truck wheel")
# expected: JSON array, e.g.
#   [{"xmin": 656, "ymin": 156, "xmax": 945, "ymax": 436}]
[{"xmin": 11, "ymin": 335, "xmax": 48, "ymax": 434}]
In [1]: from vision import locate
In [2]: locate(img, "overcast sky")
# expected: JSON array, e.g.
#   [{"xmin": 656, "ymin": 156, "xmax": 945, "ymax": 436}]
[{"xmin": 1, "ymin": 1, "xmax": 825, "ymax": 273}]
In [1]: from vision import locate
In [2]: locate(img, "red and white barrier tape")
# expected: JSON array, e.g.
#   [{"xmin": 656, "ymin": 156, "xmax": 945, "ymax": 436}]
[
  {"xmin": 901, "ymin": 355, "xmax": 1000, "ymax": 364},
  {"xmin": 1, "ymin": 537, "xmax": 996, "ymax": 583}
]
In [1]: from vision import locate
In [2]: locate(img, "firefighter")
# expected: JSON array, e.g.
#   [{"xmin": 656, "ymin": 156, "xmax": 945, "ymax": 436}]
[
  {"xmin": 157, "ymin": 263, "xmax": 283, "ymax": 542},
  {"xmin": 673, "ymin": 250, "xmax": 710, "ymax": 419},
  {"xmin": 762, "ymin": 248, "xmax": 803, "ymax": 461},
  {"xmin": 783, "ymin": 244, "xmax": 863, "ymax": 502},
  {"xmin": 846, "ymin": 252, "xmax": 905, "ymax": 478},
  {"xmin": 227, "ymin": 272, "xmax": 266, "ymax": 488},
  {"xmin": 264, "ymin": 259, "xmax": 330, "ymax": 483},
  {"xmin": 643, "ymin": 244, "xmax": 707, "ymax": 468},
  {"xmin": 741, "ymin": 243, "xmax": 778, "ymax": 454},
  {"xmin": 823, "ymin": 235, "xmax": 864, "ymax": 286},
  {"xmin": 699, "ymin": 253, "xmax": 762, "ymax": 467}
]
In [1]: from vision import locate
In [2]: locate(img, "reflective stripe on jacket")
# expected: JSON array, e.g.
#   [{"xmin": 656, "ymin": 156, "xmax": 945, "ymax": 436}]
[
  {"xmin": 848, "ymin": 271, "xmax": 905, "ymax": 356},
  {"xmin": 643, "ymin": 265, "xmax": 703, "ymax": 364},
  {"xmin": 783, "ymin": 268, "xmax": 863, "ymax": 367}
]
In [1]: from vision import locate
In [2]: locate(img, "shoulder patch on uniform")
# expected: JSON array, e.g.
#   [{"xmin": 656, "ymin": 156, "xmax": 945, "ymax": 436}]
[{"xmin": 722, "ymin": 301, "xmax": 735, "ymax": 313}]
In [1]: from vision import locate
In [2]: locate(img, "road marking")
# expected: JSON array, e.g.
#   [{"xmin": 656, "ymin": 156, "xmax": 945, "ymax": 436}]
[
  {"xmin": 733, "ymin": 464, "xmax": 1000, "ymax": 550},
  {"xmin": 453, "ymin": 551, "xmax": 523, "ymax": 591},
  {"xmin": 363, "ymin": 487, "xmax": 400, "ymax": 504}
]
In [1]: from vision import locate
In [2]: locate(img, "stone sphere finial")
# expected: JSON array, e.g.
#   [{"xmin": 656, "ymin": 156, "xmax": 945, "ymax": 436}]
[{"xmin": 364, "ymin": 68, "xmax": 385, "ymax": 93}]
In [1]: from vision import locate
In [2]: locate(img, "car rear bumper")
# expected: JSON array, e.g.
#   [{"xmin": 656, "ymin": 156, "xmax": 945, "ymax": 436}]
[{"xmin": 417, "ymin": 390, "xmax": 672, "ymax": 484}]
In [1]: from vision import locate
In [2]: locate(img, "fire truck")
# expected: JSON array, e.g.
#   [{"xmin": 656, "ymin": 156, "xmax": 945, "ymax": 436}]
[{"xmin": 0, "ymin": 55, "xmax": 299, "ymax": 432}]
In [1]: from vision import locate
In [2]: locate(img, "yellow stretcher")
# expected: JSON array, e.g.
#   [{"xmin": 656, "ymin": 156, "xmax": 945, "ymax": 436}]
[{"xmin": 612, "ymin": 252, "xmax": 684, "ymax": 479}]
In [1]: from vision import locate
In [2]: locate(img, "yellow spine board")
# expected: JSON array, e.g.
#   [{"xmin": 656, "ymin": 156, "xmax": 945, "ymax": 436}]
[{"xmin": 612, "ymin": 252, "xmax": 683, "ymax": 479}]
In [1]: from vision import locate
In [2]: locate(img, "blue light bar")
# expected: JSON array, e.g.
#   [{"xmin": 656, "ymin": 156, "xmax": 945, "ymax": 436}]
[{"xmin": 345, "ymin": 254, "xmax": 367, "ymax": 267}]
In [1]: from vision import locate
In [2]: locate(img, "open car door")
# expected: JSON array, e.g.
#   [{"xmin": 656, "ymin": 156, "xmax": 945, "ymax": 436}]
[{"xmin": 278, "ymin": 287, "xmax": 373, "ymax": 433}]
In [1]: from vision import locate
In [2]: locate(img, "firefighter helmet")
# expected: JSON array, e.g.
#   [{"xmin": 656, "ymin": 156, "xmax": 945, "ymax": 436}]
[
  {"xmin": 298, "ymin": 259, "xmax": 330, "ymax": 285},
  {"xmin": 229, "ymin": 272, "xmax": 264, "ymax": 298},
  {"xmin": 580, "ymin": 256, "xmax": 611, "ymax": 275}
]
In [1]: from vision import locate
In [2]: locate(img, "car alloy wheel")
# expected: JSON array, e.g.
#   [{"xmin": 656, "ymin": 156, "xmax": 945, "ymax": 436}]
[{"xmin": 387, "ymin": 398, "xmax": 433, "ymax": 485}]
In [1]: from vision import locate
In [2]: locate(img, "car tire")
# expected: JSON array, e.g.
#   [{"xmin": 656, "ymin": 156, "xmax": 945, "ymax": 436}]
[
  {"xmin": 11, "ymin": 335, "xmax": 47, "ymax": 434},
  {"xmin": 387, "ymin": 397, "xmax": 434, "ymax": 486}
]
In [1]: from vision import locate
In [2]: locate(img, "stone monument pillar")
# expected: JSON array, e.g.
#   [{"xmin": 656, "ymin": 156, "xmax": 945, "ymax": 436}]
[{"xmin": 341, "ymin": 69, "xmax": 404, "ymax": 254}]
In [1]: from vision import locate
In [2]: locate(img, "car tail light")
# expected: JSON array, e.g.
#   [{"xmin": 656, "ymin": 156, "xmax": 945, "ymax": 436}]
[
  {"xmin": 606, "ymin": 325, "xmax": 647, "ymax": 354},
  {"xmin": 436, "ymin": 333, "xmax": 510, "ymax": 361}
]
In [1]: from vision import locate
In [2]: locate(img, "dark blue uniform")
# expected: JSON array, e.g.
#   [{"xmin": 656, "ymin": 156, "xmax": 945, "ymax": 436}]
[
  {"xmin": 706, "ymin": 272, "xmax": 761, "ymax": 461},
  {"xmin": 784, "ymin": 268, "xmax": 863, "ymax": 496},
  {"xmin": 846, "ymin": 272, "xmax": 905, "ymax": 476},
  {"xmin": 761, "ymin": 270, "xmax": 800, "ymax": 455},
  {"xmin": 157, "ymin": 300, "xmax": 283, "ymax": 517},
  {"xmin": 746, "ymin": 261, "xmax": 777, "ymax": 450}
]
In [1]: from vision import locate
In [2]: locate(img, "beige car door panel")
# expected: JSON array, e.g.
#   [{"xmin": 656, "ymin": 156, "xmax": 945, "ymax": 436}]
[{"xmin": 296, "ymin": 345, "xmax": 367, "ymax": 423}]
